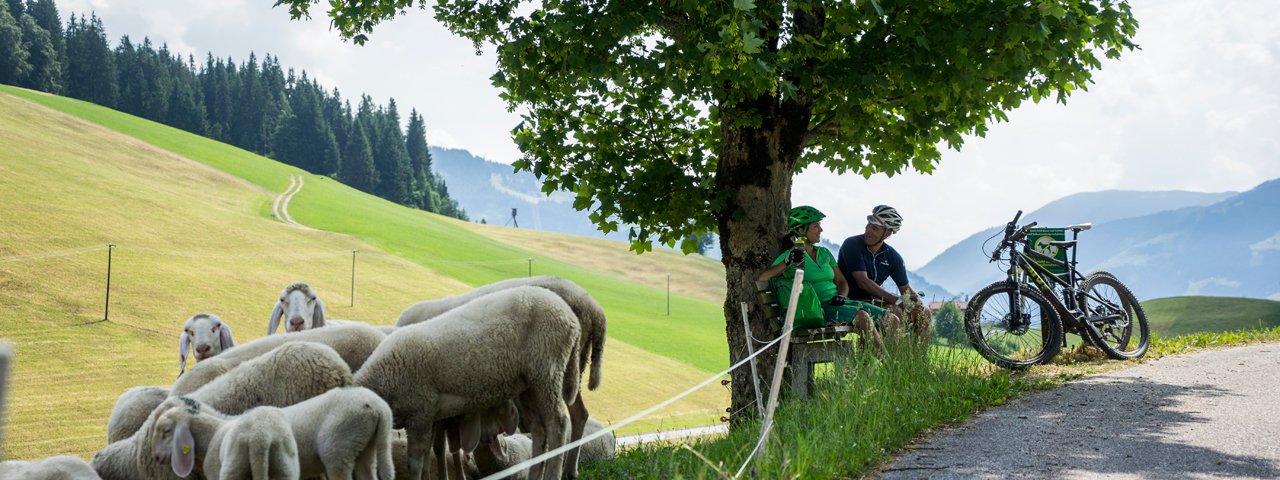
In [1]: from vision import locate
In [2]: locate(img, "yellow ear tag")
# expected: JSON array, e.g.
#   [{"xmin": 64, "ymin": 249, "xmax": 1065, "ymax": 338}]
[{"xmin": 182, "ymin": 443, "xmax": 192, "ymax": 455}]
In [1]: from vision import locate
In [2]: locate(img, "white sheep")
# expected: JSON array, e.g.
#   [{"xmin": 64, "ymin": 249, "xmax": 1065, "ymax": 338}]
[
  {"xmin": 358, "ymin": 286, "xmax": 581, "ymax": 480},
  {"xmin": 172, "ymin": 323, "xmax": 383, "ymax": 396},
  {"xmin": 0, "ymin": 455, "xmax": 102, "ymax": 479},
  {"xmin": 152, "ymin": 387, "xmax": 392, "ymax": 480},
  {"xmin": 472, "ymin": 417, "xmax": 614, "ymax": 479},
  {"xmin": 200, "ymin": 406, "xmax": 300, "ymax": 480},
  {"xmin": 94, "ymin": 342, "xmax": 351, "ymax": 480},
  {"xmin": 179, "ymin": 314, "xmax": 235, "ymax": 377},
  {"xmin": 396, "ymin": 275, "xmax": 607, "ymax": 478},
  {"xmin": 107, "ymin": 386, "xmax": 170, "ymax": 444},
  {"xmin": 268, "ymin": 282, "xmax": 326, "ymax": 334}
]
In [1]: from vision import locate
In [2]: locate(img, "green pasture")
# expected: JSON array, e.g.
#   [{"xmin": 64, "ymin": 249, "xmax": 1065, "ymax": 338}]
[
  {"xmin": 1143, "ymin": 296, "xmax": 1280, "ymax": 338},
  {"xmin": 0, "ymin": 86, "xmax": 731, "ymax": 460}
]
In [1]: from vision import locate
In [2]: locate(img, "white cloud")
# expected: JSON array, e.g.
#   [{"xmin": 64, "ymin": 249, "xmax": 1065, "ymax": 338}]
[{"xmin": 1184, "ymin": 277, "xmax": 1243, "ymax": 296}]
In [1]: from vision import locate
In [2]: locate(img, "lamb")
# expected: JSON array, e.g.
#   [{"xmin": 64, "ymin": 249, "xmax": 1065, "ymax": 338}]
[
  {"xmin": 107, "ymin": 386, "xmax": 170, "ymax": 443},
  {"xmin": 151, "ymin": 387, "xmax": 393, "ymax": 480},
  {"xmin": 0, "ymin": 455, "xmax": 102, "ymax": 479},
  {"xmin": 357, "ymin": 286, "xmax": 581, "ymax": 480},
  {"xmin": 396, "ymin": 275, "xmax": 607, "ymax": 478},
  {"xmin": 268, "ymin": 282, "xmax": 326, "ymax": 334},
  {"xmin": 172, "ymin": 323, "xmax": 383, "ymax": 396},
  {"xmin": 94, "ymin": 342, "xmax": 351, "ymax": 480},
  {"xmin": 472, "ymin": 417, "xmax": 615, "ymax": 479},
  {"xmin": 179, "ymin": 314, "xmax": 236, "ymax": 377},
  {"xmin": 198, "ymin": 405, "xmax": 300, "ymax": 480}
]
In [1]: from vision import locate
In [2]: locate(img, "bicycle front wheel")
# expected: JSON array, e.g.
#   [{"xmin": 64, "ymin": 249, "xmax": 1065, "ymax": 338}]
[
  {"xmin": 1079, "ymin": 271, "xmax": 1150, "ymax": 359},
  {"xmin": 964, "ymin": 281, "xmax": 1064, "ymax": 369}
]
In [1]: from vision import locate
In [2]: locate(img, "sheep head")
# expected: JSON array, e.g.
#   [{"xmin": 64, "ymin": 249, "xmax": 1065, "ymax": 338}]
[
  {"xmin": 150, "ymin": 397, "xmax": 205, "ymax": 478},
  {"xmin": 179, "ymin": 314, "xmax": 234, "ymax": 376},
  {"xmin": 268, "ymin": 282, "xmax": 326, "ymax": 334}
]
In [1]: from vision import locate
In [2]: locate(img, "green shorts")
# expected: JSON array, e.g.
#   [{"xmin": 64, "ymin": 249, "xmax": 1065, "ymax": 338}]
[{"xmin": 821, "ymin": 301, "xmax": 889, "ymax": 326}]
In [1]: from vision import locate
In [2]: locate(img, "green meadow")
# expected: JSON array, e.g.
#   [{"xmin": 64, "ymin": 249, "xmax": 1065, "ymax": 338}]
[
  {"xmin": 0, "ymin": 85, "xmax": 731, "ymax": 459},
  {"xmin": 1144, "ymin": 296, "xmax": 1280, "ymax": 338}
]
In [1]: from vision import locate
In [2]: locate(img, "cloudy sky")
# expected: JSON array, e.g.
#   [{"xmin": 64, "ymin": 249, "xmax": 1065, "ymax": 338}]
[{"xmin": 58, "ymin": 0, "xmax": 1280, "ymax": 268}]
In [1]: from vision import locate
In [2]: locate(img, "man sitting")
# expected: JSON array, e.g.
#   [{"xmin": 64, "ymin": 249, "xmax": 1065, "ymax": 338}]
[{"xmin": 837, "ymin": 205, "xmax": 931, "ymax": 345}]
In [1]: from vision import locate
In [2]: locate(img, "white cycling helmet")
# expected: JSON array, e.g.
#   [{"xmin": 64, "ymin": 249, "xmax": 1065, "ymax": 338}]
[{"xmin": 867, "ymin": 205, "xmax": 903, "ymax": 233}]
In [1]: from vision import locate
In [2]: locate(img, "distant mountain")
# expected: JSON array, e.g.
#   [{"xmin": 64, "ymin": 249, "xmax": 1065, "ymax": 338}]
[
  {"xmin": 917, "ymin": 183, "xmax": 1280, "ymax": 301},
  {"xmin": 430, "ymin": 147, "xmax": 626, "ymax": 241}
]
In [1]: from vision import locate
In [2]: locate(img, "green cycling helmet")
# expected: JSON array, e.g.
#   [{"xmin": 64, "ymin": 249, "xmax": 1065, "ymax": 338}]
[{"xmin": 787, "ymin": 205, "xmax": 826, "ymax": 234}]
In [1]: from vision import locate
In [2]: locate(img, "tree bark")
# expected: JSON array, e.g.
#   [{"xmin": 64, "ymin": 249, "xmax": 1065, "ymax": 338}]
[{"xmin": 717, "ymin": 95, "xmax": 811, "ymax": 427}]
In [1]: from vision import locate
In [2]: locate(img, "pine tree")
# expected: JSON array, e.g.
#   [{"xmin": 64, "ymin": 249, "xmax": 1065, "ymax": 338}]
[
  {"xmin": 24, "ymin": 0, "xmax": 62, "ymax": 81},
  {"xmin": 0, "ymin": 6, "xmax": 28, "ymax": 85},
  {"xmin": 63, "ymin": 13, "xmax": 116, "ymax": 106},
  {"xmin": 339, "ymin": 120, "xmax": 376, "ymax": 193},
  {"xmin": 372, "ymin": 98, "xmax": 411, "ymax": 204},
  {"xmin": 112, "ymin": 35, "xmax": 143, "ymax": 115},
  {"xmin": 16, "ymin": 12, "xmax": 59, "ymax": 91},
  {"xmin": 230, "ymin": 52, "xmax": 262, "ymax": 151},
  {"xmin": 4, "ymin": 0, "xmax": 20, "ymax": 19},
  {"xmin": 404, "ymin": 109, "xmax": 434, "ymax": 209},
  {"xmin": 164, "ymin": 52, "xmax": 205, "ymax": 134}
]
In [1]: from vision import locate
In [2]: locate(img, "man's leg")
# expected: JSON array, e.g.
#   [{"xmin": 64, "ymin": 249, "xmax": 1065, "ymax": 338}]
[{"xmin": 852, "ymin": 310, "xmax": 883, "ymax": 355}]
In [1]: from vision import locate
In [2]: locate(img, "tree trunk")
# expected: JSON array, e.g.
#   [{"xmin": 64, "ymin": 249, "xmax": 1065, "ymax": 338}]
[{"xmin": 716, "ymin": 99, "xmax": 810, "ymax": 428}]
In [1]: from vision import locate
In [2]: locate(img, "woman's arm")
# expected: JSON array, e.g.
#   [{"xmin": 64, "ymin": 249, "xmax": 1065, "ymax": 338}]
[{"xmin": 833, "ymin": 265, "xmax": 850, "ymax": 297}]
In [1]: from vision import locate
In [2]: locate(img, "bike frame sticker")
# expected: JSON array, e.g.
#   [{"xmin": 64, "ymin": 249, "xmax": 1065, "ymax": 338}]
[{"xmin": 1027, "ymin": 227, "xmax": 1067, "ymax": 277}]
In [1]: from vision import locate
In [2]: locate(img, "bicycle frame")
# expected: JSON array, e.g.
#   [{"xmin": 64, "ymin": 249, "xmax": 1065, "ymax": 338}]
[{"xmin": 1002, "ymin": 231, "xmax": 1124, "ymax": 340}]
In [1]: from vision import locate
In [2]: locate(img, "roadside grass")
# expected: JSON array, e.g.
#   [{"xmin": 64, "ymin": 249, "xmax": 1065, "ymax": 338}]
[
  {"xmin": 587, "ymin": 325, "xmax": 1280, "ymax": 478},
  {"xmin": 0, "ymin": 88, "xmax": 727, "ymax": 459}
]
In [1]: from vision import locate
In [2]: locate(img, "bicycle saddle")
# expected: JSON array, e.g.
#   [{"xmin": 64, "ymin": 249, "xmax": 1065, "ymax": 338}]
[
  {"xmin": 1066, "ymin": 223, "xmax": 1092, "ymax": 232},
  {"xmin": 1049, "ymin": 240, "xmax": 1078, "ymax": 249}
]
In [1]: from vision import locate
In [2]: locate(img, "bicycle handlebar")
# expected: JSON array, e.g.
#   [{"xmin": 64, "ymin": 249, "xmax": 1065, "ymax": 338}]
[{"xmin": 991, "ymin": 212, "xmax": 1036, "ymax": 262}]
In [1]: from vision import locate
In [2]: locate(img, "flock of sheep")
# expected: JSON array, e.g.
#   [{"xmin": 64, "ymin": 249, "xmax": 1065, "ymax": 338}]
[{"xmin": 0, "ymin": 276, "xmax": 617, "ymax": 480}]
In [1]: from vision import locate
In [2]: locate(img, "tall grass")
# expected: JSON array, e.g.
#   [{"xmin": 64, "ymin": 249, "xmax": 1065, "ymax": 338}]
[{"xmin": 583, "ymin": 341, "xmax": 1026, "ymax": 478}]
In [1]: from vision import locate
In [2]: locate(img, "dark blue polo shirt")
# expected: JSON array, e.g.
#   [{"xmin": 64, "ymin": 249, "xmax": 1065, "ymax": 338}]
[{"xmin": 837, "ymin": 234, "xmax": 908, "ymax": 301}]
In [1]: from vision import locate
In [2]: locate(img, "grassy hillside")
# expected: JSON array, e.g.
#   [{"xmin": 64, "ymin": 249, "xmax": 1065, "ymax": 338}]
[
  {"xmin": 1144, "ymin": 296, "xmax": 1280, "ymax": 338},
  {"xmin": 0, "ymin": 86, "xmax": 733, "ymax": 460}
]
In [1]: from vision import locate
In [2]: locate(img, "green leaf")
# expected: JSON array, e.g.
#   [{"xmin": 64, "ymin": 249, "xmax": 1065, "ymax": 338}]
[{"xmin": 734, "ymin": 0, "xmax": 755, "ymax": 12}]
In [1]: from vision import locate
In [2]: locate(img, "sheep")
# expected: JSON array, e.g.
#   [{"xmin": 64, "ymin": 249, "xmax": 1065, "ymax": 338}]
[
  {"xmin": 172, "ymin": 323, "xmax": 383, "ymax": 396},
  {"xmin": 472, "ymin": 417, "xmax": 614, "ymax": 479},
  {"xmin": 268, "ymin": 282, "xmax": 326, "ymax": 334},
  {"xmin": 151, "ymin": 387, "xmax": 392, "ymax": 480},
  {"xmin": 94, "ymin": 342, "xmax": 350, "ymax": 480},
  {"xmin": 0, "ymin": 455, "xmax": 102, "ymax": 479},
  {"xmin": 179, "ymin": 314, "xmax": 236, "ymax": 377},
  {"xmin": 200, "ymin": 406, "xmax": 300, "ymax": 480},
  {"xmin": 107, "ymin": 386, "xmax": 170, "ymax": 444},
  {"xmin": 396, "ymin": 275, "xmax": 607, "ymax": 478},
  {"xmin": 357, "ymin": 286, "xmax": 581, "ymax": 480}
]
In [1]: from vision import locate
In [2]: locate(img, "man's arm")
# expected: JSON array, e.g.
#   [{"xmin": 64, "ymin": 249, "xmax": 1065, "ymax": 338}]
[{"xmin": 850, "ymin": 271, "xmax": 899, "ymax": 304}]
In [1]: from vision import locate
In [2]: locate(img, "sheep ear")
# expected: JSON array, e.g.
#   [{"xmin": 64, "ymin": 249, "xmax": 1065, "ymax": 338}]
[
  {"xmin": 498, "ymin": 400, "xmax": 519, "ymax": 436},
  {"xmin": 171, "ymin": 420, "xmax": 196, "ymax": 477},
  {"xmin": 219, "ymin": 324, "xmax": 235, "ymax": 350},
  {"xmin": 489, "ymin": 435, "xmax": 508, "ymax": 464},
  {"xmin": 178, "ymin": 331, "xmax": 190, "ymax": 376},
  {"xmin": 459, "ymin": 413, "xmax": 481, "ymax": 454},
  {"xmin": 268, "ymin": 302, "xmax": 283, "ymax": 335},
  {"xmin": 312, "ymin": 297, "xmax": 326, "ymax": 328}
]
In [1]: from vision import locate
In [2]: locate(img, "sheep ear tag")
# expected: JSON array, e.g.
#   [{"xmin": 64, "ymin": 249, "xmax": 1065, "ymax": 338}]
[{"xmin": 172, "ymin": 421, "xmax": 196, "ymax": 477}]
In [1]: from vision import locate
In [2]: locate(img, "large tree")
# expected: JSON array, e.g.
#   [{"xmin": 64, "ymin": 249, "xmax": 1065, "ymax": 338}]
[{"xmin": 278, "ymin": 0, "xmax": 1138, "ymax": 421}]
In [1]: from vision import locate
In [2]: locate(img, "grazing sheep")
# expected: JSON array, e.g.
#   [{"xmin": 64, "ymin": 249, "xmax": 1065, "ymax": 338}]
[
  {"xmin": 396, "ymin": 275, "xmax": 607, "ymax": 478},
  {"xmin": 268, "ymin": 282, "xmax": 326, "ymax": 334},
  {"xmin": 472, "ymin": 417, "xmax": 614, "ymax": 479},
  {"xmin": 178, "ymin": 314, "xmax": 235, "ymax": 377},
  {"xmin": 0, "ymin": 455, "xmax": 102, "ymax": 479},
  {"xmin": 94, "ymin": 342, "xmax": 350, "ymax": 480},
  {"xmin": 107, "ymin": 386, "xmax": 170, "ymax": 444},
  {"xmin": 578, "ymin": 417, "xmax": 616, "ymax": 463},
  {"xmin": 358, "ymin": 286, "xmax": 581, "ymax": 480},
  {"xmin": 172, "ymin": 324, "xmax": 383, "ymax": 396},
  {"xmin": 183, "ymin": 341, "xmax": 352, "ymax": 416},
  {"xmin": 152, "ymin": 388, "xmax": 392, "ymax": 480},
  {"xmin": 200, "ymin": 406, "xmax": 300, "ymax": 480}
]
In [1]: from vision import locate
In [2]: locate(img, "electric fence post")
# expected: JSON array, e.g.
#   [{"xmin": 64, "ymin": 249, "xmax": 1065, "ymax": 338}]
[
  {"xmin": 527, "ymin": 258, "xmax": 533, "ymax": 277},
  {"xmin": 350, "ymin": 250, "xmax": 358, "ymax": 307},
  {"xmin": 103, "ymin": 243, "xmax": 114, "ymax": 321}
]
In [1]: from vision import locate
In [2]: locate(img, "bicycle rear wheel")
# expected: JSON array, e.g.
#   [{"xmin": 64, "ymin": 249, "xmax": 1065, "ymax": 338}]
[
  {"xmin": 964, "ymin": 281, "xmax": 1064, "ymax": 369},
  {"xmin": 1078, "ymin": 271, "xmax": 1150, "ymax": 359}
]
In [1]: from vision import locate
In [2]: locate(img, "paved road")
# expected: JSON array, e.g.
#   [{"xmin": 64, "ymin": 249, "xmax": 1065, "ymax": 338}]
[{"xmin": 879, "ymin": 344, "xmax": 1280, "ymax": 479}]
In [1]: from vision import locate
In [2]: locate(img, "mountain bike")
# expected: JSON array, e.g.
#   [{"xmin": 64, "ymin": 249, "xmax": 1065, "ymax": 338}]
[{"xmin": 963, "ymin": 210, "xmax": 1150, "ymax": 369}]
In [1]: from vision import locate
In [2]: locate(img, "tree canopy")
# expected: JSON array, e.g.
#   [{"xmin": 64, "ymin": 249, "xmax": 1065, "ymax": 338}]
[{"xmin": 278, "ymin": 0, "xmax": 1138, "ymax": 422}]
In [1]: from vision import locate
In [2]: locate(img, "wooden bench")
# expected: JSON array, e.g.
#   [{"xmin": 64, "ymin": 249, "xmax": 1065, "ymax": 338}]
[{"xmin": 754, "ymin": 280, "xmax": 856, "ymax": 399}]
